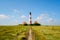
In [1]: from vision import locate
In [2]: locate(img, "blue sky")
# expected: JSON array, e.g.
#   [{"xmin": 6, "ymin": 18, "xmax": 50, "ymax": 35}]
[{"xmin": 0, "ymin": 0, "xmax": 60, "ymax": 25}]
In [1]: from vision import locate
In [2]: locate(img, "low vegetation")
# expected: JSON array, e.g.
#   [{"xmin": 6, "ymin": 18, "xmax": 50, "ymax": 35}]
[
  {"xmin": 0, "ymin": 25, "xmax": 60, "ymax": 40},
  {"xmin": 32, "ymin": 26, "xmax": 60, "ymax": 40},
  {"xmin": 0, "ymin": 25, "xmax": 29, "ymax": 40},
  {"xmin": 22, "ymin": 21, "xmax": 41, "ymax": 26}
]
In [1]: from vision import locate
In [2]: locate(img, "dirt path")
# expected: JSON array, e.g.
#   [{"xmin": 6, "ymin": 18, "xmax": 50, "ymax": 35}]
[{"xmin": 28, "ymin": 28, "xmax": 32, "ymax": 40}]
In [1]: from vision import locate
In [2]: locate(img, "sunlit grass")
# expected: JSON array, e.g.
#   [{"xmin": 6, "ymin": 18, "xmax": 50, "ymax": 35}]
[
  {"xmin": 0, "ymin": 26, "xmax": 29, "ymax": 40},
  {"xmin": 32, "ymin": 26, "xmax": 60, "ymax": 40},
  {"xmin": 0, "ymin": 25, "xmax": 60, "ymax": 40}
]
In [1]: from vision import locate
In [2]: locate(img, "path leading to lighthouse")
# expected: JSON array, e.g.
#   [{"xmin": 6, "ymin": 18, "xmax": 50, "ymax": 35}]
[{"xmin": 28, "ymin": 28, "xmax": 33, "ymax": 40}]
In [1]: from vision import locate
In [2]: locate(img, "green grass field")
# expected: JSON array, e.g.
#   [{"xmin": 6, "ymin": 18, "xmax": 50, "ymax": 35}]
[
  {"xmin": 0, "ymin": 25, "xmax": 60, "ymax": 40},
  {"xmin": 32, "ymin": 26, "xmax": 60, "ymax": 40}
]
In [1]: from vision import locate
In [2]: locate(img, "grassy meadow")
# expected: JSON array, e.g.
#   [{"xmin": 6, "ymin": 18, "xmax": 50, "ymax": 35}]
[
  {"xmin": 0, "ymin": 25, "xmax": 60, "ymax": 40},
  {"xmin": 32, "ymin": 26, "xmax": 60, "ymax": 40}
]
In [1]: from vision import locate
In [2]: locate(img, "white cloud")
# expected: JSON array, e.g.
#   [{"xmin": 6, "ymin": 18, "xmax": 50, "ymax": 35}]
[
  {"xmin": 15, "ymin": 20, "xmax": 18, "ymax": 23},
  {"xmin": 21, "ymin": 15, "xmax": 26, "ymax": 18},
  {"xmin": 0, "ymin": 14, "xmax": 9, "ymax": 19},
  {"xmin": 37, "ymin": 17, "xmax": 40, "ymax": 19},
  {"xmin": 13, "ymin": 9, "xmax": 20, "ymax": 13},
  {"xmin": 11, "ymin": 16, "xmax": 15, "ymax": 18},
  {"xmin": 35, "ymin": 14, "xmax": 48, "ymax": 21},
  {"xmin": 47, "ymin": 18, "xmax": 54, "ymax": 22},
  {"xmin": 35, "ymin": 14, "xmax": 55, "ymax": 25}
]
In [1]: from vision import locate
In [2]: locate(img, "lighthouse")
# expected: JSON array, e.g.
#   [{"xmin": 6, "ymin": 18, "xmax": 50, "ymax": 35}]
[{"xmin": 29, "ymin": 12, "xmax": 32, "ymax": 24}]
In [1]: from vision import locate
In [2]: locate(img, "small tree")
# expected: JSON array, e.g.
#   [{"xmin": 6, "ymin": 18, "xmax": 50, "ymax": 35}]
[
  {"xmin": 33, "ymin": 21, "xmax": 41, "ymax": 26},
  {"xmin": 22, "ymin": 21, "xmax": 28, "ymax": 26}
]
